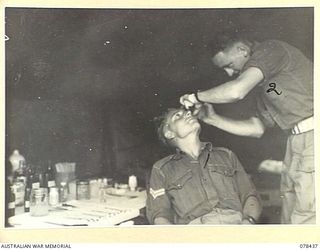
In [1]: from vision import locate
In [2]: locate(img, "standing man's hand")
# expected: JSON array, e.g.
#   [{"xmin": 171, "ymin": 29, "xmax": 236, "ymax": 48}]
[
  {"xmin": 197, "ymin": 103, "xmax": 217, "ymax": 123},
  {"xmin": 179, "ymin": 93, "xmax": 199, "ymax": 109}
]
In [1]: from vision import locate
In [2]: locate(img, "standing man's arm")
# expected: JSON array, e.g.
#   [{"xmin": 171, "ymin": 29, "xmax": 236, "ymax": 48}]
[
  {"xmin": 180, "ymin": 67, "xmax": 264, "ymax": 106},
  {"xmin": 197, "ymin": 103, "xmax": 266, "ymax": 138}
]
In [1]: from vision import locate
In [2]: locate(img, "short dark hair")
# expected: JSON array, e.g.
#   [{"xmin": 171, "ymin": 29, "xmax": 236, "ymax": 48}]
[
  {"xmin": 153, "ymin": 108, "xmax": 177, "ymax": 147},
  {"xmin": 207, "ymin": 32, "xmax": 253, "ymax": 57}
]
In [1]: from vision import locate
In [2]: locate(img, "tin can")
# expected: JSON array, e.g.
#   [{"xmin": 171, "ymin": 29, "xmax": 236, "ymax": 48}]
[{"xmin": 76, "ymin": 180, "xmax": 90, "ymax": 200}]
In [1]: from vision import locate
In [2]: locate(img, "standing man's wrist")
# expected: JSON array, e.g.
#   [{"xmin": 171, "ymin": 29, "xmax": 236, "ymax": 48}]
[{"xmin": 194, "ymin": 91, "xmax": 202, "ymax": 103}]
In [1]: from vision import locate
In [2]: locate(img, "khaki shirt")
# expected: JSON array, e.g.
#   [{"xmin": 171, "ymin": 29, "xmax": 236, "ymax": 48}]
[
  {"xmin": 244, "ymin": 40, "xmax": 313, "ymax": 130},
  {"xmin": 146, "ymin": 143, "xmax": 259, "ymax": 224}
]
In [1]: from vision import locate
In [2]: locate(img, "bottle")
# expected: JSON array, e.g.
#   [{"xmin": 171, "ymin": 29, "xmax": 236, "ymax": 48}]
[
  {"xmin": 24, "ymin": 187, "xmax": 31, "ymax": 212},
  {"xmin": 14, "ymin": 160, "xmax": 27, "ymax": 185},
  {"xmin": 7, "ymin": 185, "xmax": 16, "ymax": 218},
  {"xmin": 39, "ymin": 171, "xmax": 48, "ymax": 189},
  {"xmin": 12, "ymin": 179, "xmax": 25, "ymax": 206},
  {"xmin": 32, "ymin": 172, "xmax": 40, "ymax": 189},
  {"xmin": 47, "ymin": 161, "xmax": 56, "ymax": 188},
  {"xmin": 59, "ymin": 182, "xmax": 68, "ymax": 203},
  {"xmin": 49, "ymin": 187, "xmax": 59, "ymax": 206}
]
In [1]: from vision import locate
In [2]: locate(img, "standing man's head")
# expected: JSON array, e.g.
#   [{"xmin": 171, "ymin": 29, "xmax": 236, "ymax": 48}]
[
  {"xmin": 208, "ymin": 33, "xmax": 253, "ymax": 77},
  {"xmin": 155, "ymin": 108, "xmax": 201, "ymax": 147}
]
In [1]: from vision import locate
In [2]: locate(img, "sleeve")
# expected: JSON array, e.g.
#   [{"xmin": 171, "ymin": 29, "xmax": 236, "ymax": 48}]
[
  {"xmin": 230, "ymin": 151, "xmax": 261, "ymax": 207},
  {"xmin": 255, "ymin": 96, "xmax": 276, "ymax": 128},
  {"xmin": 244, "ymin": 40, "xmax": 290, "ymax": 81},
  {"xmin": 146, "ymin": 164, "xmax": 174, "ymax": 224}
]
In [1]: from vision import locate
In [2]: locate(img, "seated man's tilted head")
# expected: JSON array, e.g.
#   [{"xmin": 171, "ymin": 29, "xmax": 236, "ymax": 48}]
[{"xmin": 155, "ymin": 108, "xmax": 201, "ymax": 147}]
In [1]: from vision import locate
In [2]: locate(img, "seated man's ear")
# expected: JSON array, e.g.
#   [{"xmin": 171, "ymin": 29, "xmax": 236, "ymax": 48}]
[{"xmin": 164, "ymin": 130, "xmax": 175, "ymax": 140}]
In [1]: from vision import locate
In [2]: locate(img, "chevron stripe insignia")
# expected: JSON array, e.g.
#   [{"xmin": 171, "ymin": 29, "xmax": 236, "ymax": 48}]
[{"xmin": 150, "ymin": 188, "xmax": 165, "ymax": 199}]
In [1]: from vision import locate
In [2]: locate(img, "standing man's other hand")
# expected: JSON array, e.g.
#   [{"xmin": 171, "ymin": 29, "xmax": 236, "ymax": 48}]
[{"xmin": 197, "ymin": 103, "xmax": 217, "ymax": 122}]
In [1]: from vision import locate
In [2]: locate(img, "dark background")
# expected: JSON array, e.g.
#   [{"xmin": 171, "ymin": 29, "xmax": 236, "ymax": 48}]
[{"xmin": 5, "ymin": 8, "xmax": 313, "ymax": 187}]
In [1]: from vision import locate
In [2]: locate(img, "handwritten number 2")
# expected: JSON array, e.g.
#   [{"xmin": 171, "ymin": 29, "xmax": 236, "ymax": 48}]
[{"xmin": 266, "ymin": 82, "xmax": 282, "ymax": 95}]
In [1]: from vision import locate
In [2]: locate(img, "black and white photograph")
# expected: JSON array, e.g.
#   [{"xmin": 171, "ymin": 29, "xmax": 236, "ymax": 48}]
[{"xmin": 3, "ymin": 2, "xmax": 316, "ymax": 241}]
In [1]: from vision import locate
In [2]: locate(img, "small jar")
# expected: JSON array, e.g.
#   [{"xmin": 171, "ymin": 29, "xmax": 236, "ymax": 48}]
[
  {"xmin": 30, "ymin": 188, "xmax": 49, "ymax": 217},
  {"xmin": 49, "ymin": 187, "xmax": 59, "ymax": 206},
  {"xmin": 128, "ymin": 175, "xmax": 138, "ymax": 191},
  {"xmin": 76, "ymin": 180, "xmax": 90, "ymax": 200}
]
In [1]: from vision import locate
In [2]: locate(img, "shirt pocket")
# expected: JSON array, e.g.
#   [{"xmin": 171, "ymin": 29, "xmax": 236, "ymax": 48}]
[
  {"xmin": 166, "ymin": 170, "xmax": 196, "ymax": 215},
  {"xmin": 167, "ymin": 170, "xmax": 193, "ymax": 191},
  {"xmin": 208, "ymin": 164, "xmax": 239, "ymax": 201}
]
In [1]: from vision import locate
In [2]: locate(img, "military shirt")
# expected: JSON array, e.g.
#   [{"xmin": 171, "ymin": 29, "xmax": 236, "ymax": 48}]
[
  {"xmin": 146, "ymin": 143, "xmax": 259, "ymax": 224},
  {"xmin": 243, "ymin": 40, "xmax": 313, "ymax": 130}
]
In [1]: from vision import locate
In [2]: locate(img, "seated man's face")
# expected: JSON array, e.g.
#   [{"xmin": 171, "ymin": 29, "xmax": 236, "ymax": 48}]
[{"xmin": 165, "ymin": 108, "xmax": 200, "ymax": 139}]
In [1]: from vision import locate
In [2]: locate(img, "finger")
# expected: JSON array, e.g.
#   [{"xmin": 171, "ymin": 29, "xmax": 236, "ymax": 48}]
[
  {"xmin": 179, "ymin": 96, "xmax": 185, "ymax": 105},
  {"xmin": 179, "ymin": 95, "xmax": 188, "ymax": 105},
  {"xmin": 192, "ymin": 103, "xmax": 202, "ymax": 116}
]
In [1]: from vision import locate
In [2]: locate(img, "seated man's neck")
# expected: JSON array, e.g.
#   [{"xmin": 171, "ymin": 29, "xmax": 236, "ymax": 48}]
[{"xmin": 176, "ymin": 135, "xmax": 202, "ymax": 160}]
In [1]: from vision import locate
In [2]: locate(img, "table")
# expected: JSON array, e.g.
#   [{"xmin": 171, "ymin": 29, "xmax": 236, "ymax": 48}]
[{"xmin": 8, "ymin": 190, "xmax": 147, "ymax": 228}]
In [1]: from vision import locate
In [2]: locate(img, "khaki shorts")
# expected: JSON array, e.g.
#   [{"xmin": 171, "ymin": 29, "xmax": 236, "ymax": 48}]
[
  {"xmin": 280, "ymin": 130, "xmax": 315, "ymax": 224},
  {"xmin": 188, "ymin": 208, "xmax": 243, "ymax": 224}
]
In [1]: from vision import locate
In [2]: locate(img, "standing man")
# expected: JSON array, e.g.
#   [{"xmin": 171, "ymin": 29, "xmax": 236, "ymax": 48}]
[{"xmin": 179, "ymin": 34, "xmax": 314, "ymax": 224}]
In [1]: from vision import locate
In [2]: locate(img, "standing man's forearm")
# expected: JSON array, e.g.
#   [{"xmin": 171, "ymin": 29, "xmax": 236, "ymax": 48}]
[
  {"xmin": 197, "ymin": 67, "xmax": 264, "ymax": 104},
  {"xmin": 204, "ymin": 115, "xmax": 265, "ymax": 138}
]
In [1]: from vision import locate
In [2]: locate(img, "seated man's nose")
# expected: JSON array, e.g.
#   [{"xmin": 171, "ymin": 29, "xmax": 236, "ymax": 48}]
[{"xmin": 224, "ymin": 68, "xmax": 234, "ymax": 77}]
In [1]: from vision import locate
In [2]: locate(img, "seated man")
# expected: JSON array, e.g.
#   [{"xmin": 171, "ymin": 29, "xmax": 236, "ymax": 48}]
[{"xmin": 146, "ymin": 107, "xmax": 262, "ymax": 225}]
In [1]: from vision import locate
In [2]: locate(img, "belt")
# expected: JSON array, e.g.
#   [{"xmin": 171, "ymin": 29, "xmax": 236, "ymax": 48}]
[{"xmin": 291, "ymin": 116, "xmax": 313, "ymax": 135}]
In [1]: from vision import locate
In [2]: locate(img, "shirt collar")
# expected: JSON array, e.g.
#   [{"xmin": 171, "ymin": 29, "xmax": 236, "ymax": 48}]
[{"xmin": 171, "ymin": 142, "xmax": 213, "ymax": 160}]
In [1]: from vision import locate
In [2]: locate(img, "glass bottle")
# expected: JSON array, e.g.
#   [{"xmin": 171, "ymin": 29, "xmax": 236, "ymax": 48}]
[
  {"xmin": 7, "ymin": 185, "xmax": 15, "ymax": 218},
  {"xmin": 24, "ymin": 187, "xmax": 31, "ymax": 212},
  {"xmin": 59, "ymin": 182, "xmax": 68, "ymax": 203},
  {"xmin": 39, "ymin": 171, "xmax": 48, "ymax": 189},
  {"xmin": 47, "ymin": 160, "xmax": 56, "ymax": 188},
  {"xmin": 49, "ymin": 187, "xmax": 59, "ymax": 206}
]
